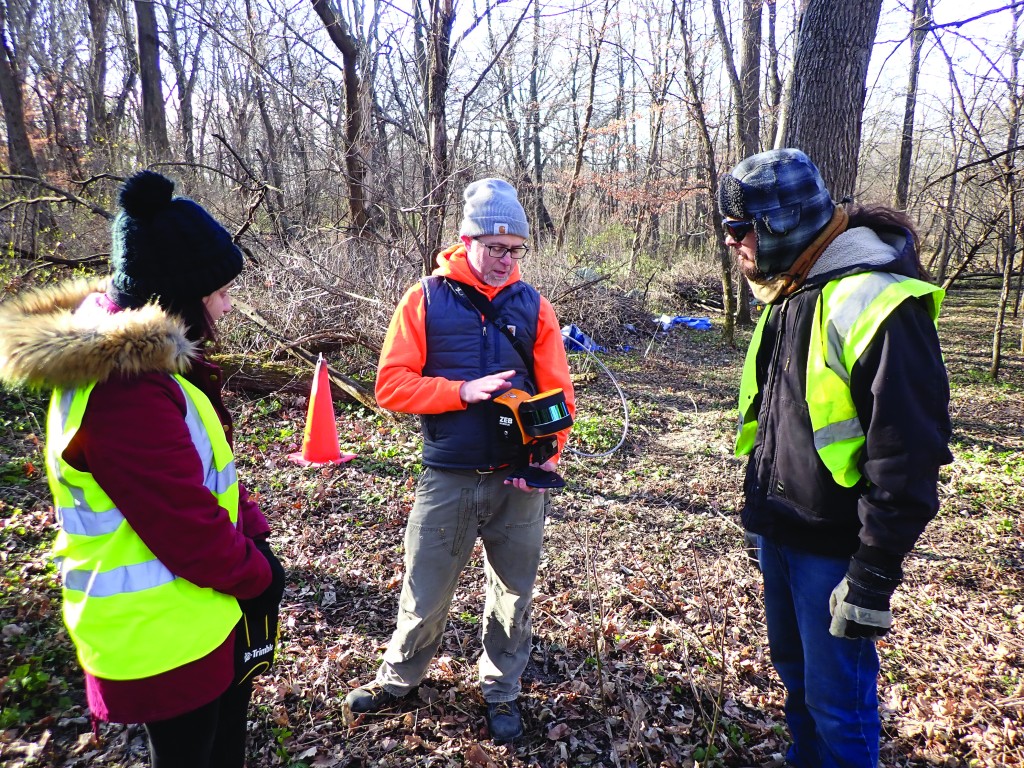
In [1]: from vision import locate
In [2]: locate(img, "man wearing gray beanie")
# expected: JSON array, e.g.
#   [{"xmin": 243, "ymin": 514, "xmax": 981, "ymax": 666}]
[
  {"xmin": 720, "ymin": 148, "xmax": 952, "ymax": 767},
  {"xmin": 344, "ymin": 178, "xmax": 574, "ymax": 744}
]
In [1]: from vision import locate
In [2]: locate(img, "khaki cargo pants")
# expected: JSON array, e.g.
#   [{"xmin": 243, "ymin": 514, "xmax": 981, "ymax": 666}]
[{"xmin": 374, "ymin": 466, "xmax": 546, "ymax": 703}]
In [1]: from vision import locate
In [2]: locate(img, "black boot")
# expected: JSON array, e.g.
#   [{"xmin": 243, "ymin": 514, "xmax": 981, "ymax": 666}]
[
  {"xmin": 486, "ymin": 700, "xmax": 523, "ymax": 743},
  {"xmin": 344, "ymin": 683, "xmax": 399, "ymax": 714}
]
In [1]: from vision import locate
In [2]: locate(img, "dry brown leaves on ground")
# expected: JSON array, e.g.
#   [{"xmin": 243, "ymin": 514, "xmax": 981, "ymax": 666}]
[{"xmin": 0, "ymin": 287, "xmax": 1022, "ymax": 767}]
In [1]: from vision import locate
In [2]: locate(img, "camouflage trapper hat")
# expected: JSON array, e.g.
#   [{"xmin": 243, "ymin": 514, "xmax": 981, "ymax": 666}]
[{"xmin": 718, "ymin": 148, "xmax": 835, "ymax": 275}]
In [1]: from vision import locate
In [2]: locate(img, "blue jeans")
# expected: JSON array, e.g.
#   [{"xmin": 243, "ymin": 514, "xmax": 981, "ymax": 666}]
[{"xmin": 756, "ymin": 535, "xmax": 880, "ymax": 768}]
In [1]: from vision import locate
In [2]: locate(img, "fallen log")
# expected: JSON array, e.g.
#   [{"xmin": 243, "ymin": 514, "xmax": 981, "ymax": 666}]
[
  {"xmin": 230, "ymin": 298, "xmax": 379, "ymax": 411},
  {"xmin": 210, "ymin": 354, "xmax": 310, "ymax": 397}
]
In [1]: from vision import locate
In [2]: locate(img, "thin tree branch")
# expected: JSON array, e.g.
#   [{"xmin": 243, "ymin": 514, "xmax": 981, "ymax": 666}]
[
  {"xmin": 0, "ymin": 174, "xmax": 113, "ymax": 219},
  {"xmin": 922, "ymin": 3, "xmax": 1024, "ymax": 31},
  {"xmin": 232, "ymin": 297, "xmax": 379, "ymax": 411},
  {"xmin": 922, "ymin": 144, "xmax": 1024, "ymax": 190}
]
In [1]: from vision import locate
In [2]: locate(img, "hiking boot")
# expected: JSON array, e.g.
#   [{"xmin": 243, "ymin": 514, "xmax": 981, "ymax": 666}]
[
  {"xmin": 486, "ymin": 700, "xmax": 523, "ymax": 743},
  {"xmin": 344, "ymin": 683, "xmax": 399, "ymax": 714}
]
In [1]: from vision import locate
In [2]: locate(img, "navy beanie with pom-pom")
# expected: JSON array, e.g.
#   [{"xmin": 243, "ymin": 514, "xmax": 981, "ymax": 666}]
[{"xmin": 110, "ymin": 170, "xmax": 244, "ymax": 308}]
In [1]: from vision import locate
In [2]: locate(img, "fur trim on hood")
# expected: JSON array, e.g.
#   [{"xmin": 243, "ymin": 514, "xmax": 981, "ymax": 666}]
[{"xmin": 0, "ymin": 278, "xmax": 197, "ymax": 391}]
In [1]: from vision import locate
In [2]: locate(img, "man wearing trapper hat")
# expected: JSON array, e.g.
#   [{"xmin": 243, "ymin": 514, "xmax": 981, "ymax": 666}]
[
  {"xmin": 720, "ymin": 149, "xmax": 952, "ymax": 767},
  {"xmin": 344, "ymin": 178, "xmax": 574, "ymax": 743}
]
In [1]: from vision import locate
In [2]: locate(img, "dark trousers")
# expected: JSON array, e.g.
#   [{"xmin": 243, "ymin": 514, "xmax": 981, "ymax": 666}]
[{"xmin": 144, "ymin": 679, "xmax": 252, "ymax": 768}]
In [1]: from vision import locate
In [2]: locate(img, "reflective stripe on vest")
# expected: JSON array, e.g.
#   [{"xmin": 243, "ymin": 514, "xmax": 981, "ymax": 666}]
[
  {"xmin": 735, "ymin": 306, "xmax": 773, "ymax": 457},
  {"xmin": 736, "ymin": 273, "xmax": 943, "ymax": 488},
  {"xmin": 47, "ymin": 374, "xmax": 241, "ymax": 680}
]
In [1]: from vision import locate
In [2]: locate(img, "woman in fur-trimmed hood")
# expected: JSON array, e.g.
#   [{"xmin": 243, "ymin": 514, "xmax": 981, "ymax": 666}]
[{"xmin": 0, "ymin": 171, "xmax": 284, "ymax": 768}]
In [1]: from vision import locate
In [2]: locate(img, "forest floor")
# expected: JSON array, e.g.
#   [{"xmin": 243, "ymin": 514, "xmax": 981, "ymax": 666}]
[{"xmin": 1, "ymin": 286, "xmax": 1022, "ymax": 768}]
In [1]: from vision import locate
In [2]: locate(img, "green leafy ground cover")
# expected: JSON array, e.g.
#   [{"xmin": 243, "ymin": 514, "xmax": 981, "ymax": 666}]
[{"xmin": 1, "ymin": 287, "xmax": 1021, "ymax": 767}]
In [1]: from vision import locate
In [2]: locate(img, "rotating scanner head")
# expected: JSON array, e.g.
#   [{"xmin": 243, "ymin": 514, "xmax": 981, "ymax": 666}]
[{"xmin": 493, "ymin": 388, "xmax": 573, "ymax": 441}]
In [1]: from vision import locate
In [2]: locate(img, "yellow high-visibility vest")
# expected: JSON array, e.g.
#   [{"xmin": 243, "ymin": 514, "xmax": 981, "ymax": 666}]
[
  {"xmin": 46, "ymin": 374, "xmax": 241, "ymax": 680},
  {"xmin": 736, "ymin": 272, "xmax": 943, "ymax": 487}
]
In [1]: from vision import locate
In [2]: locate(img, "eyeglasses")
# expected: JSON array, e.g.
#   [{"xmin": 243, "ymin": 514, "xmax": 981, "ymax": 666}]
[
  {"xmin": 722, "ymin": 218, "xmax": 755, "ymax": 241},
  {"xmin": 473, "ymin": 239, "xmax": 529, "ymax": 260}
]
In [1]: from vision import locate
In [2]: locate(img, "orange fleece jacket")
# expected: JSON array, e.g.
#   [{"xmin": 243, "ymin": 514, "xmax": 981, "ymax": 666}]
[{"xmin": 376, "ymin": 243, "xmax": 575, "ymax": 460}]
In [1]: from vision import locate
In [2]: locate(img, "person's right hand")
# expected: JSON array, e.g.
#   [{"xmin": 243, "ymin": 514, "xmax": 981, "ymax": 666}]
[{"xmin": 459, "ymin": 370, "xmax": 515, "ymax": 403}]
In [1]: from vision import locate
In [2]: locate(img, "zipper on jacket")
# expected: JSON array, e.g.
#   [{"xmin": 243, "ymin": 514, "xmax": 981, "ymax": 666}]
[
  {"xmin": 481, "ymin": 322, "xmax": 489, "ymax": 375},
  {"xmin": 480, "ymin": 321, "xmax": 496, "ymax": 468},
  {"xmin": 754, "ymin": 300, "xmax": 789, "ymax": 488}
]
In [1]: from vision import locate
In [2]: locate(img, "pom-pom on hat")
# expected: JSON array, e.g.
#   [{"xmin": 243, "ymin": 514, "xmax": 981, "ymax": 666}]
[
  {"xmin": 110, "ymin": 170, "xmax": 244, "ymax": 309},
  {"xmin": 459, "ymin": 178, "xmax": 530, "ymax": 239},
  {"xmin": 718, "ymin": 148, "xmax": 835, "ymax": 276}
]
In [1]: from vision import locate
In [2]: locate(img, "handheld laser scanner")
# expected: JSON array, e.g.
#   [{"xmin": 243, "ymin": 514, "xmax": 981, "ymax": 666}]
[{"xmin": 493, "ymin": 388, "xmax": 573, "ymax": 487}]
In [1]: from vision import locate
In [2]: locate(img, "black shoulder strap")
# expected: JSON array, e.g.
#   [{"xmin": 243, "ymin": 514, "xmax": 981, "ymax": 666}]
[{"xmin": 445, "ymin": 278, "xmax": 535, "ymax": 380}]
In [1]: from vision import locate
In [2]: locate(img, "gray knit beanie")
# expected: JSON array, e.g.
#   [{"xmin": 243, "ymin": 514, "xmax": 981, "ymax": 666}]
[
  {"xmin": 718, "ymin": 148, "xmax": 835, "ymax": 275},
  {"xmin": 459, "ymin": 178, "xmax": 530, "ymax": 239}
]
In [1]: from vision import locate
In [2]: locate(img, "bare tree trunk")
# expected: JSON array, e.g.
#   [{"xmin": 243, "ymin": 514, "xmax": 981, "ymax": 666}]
[
  {"xmin": 86, "ymin": 0, "xmax": 112, "ymax": 152},
  {"xmin": 556, "ymin": 0, "xmax": 611, "ymax": 252},
  {"xmin": 418, "ymin": 0, "xmax": 455, "ymax": 273},
  {"xmin": 992, "ymin": 229, "xmax": 1016, "ymax": 378},
  {"xmin": 254, "ymin": 82, "xmax": 290, "ymax": 234},
  {"xmin": 134, "ymin": 0, "xmax": 170, "ymax": 158},
  {"xmin": 0, "ymin": 1, "xmax": 55, "ymax": 239},
  {"xmin": 932, "ymin": 129, "xmax": 962, "ymax": 282},
  {"xmin": 239, "ymin": 0, "xmax": 290, "ymax": 238},
  {"xmin": 738, "ymin": 0, "xmax": 762, "ymax": 153},
  {"xmin": 894, "ymin": 0, "xmax": 930, "ymax": 210},
  {"xmin": 765, "ymin": 0, "xmax": 782, "ymax": 147},
  {"xmin": 679, "ymin": 0, "xmax": 735, "ymax": 346},
  {"xmin": 629, "ymin": 11, "xmax": 674, "ymax": 272},
  {"xmin": 161, "ymin": 0, "xmax": 205, "ymax": 167},
  {"xmin": 781, "ymin": 0, "xmax": 882, "ymax": 198},
  {"xmin": 991, "ymin": 4, "xmax": 1022, "ymax": 379},
  {"xmin": 710, "ymin": 0, "xmax": 758, "ymax": 326},
  {"xmin": 736, "ymin": 0, "xmax": 760, "ymax": 326},
  {"xmin": 488, "ymin": 9, "xmax": 538, "ymax": 237},
  {"xmin": 310, "ymin": 0, "xmax": 371, "ymax": 234},
  {"xmin": 109, "ymin": 0, "xmax": 139, "ymax": 147},
  {"xmin": 774, "ymin": 0, "xmax": 808, "ymax": 148},
  {"xmin": 0, "ymin": 15, "xmax": 40, "ymax": 183},
  {"xmin": 711, "ymin": 0, "xmax": 761, "ymax": 155},
  {"xmin": 529, "ymin": 0, "xmax": 553, "ymax": 238}
]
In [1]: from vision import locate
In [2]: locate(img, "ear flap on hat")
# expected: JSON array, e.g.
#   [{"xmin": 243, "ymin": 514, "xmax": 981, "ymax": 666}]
[
  {"xmin": 718, "ymin": 174, "xmax": 747, "ymax": 220},
  {"xmin": 723, "ymin": 148, "xmax": 835, "ymax": 276}
]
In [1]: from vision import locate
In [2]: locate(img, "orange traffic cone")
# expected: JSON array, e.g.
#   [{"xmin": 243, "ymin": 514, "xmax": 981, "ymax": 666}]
[{"xmin": 288, "ymin": 355, "xmax": 356, "ymax": 466}]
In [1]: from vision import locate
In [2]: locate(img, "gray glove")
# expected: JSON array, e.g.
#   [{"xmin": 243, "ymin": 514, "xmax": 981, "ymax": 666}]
[{"xmin": 828, "ymin": 551, "xmax": 903, "ymax": 641}]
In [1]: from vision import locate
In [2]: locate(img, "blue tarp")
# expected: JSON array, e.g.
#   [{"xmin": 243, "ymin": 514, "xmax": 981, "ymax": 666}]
[
  {"xmin": 562, "ymin": 324, "xmax": 607, "ymax": 353},
  {"xmin": 656, "ymin": 314, "xmax": 712, "ymax": 332},
  {"xmin": 561, "ymin": 315, "xmax": 710, "ymax": 355}
]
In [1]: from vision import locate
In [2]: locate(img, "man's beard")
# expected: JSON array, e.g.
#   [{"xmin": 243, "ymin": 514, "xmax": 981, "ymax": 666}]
[
  {"xmin": 737, "ymin": 257, "xmax": 769, "ymax": 283},
  {"xmin": 483, "ymin": 272, "xmax": 509, "ymax": 287}
]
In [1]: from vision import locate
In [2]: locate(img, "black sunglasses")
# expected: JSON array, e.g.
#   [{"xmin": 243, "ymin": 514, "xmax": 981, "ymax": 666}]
[{"xmin": 722, "ymin": 218, "xmax": 755, "ymax": 241}]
